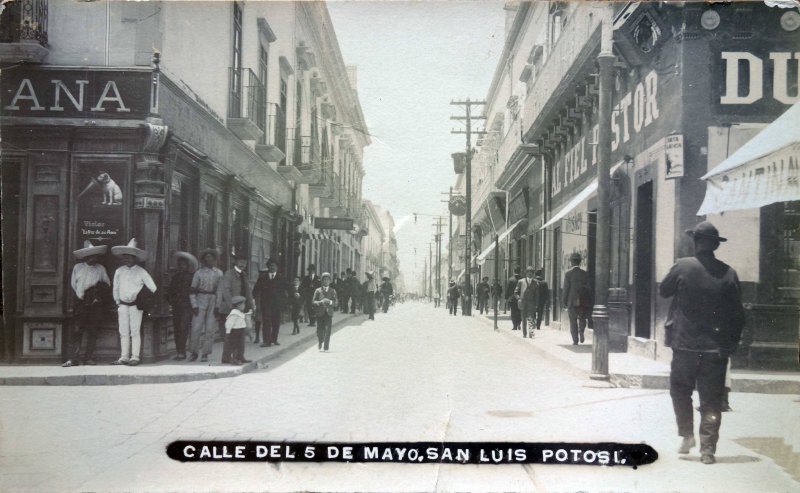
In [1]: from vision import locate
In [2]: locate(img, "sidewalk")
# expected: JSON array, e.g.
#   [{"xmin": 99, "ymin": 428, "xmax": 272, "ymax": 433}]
[
  {"xmin": 0, "ymin": 312, "xmax": 360, "ymax": 386},
  {"xmin": 475, "ymin": 313, "xmax": 800, "ymax": 395}
]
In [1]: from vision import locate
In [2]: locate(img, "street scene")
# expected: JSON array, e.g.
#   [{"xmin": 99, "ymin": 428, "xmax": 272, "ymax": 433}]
[{"xmin": 1, "ymin": 0, "xmax": 799, "ymax": 492}]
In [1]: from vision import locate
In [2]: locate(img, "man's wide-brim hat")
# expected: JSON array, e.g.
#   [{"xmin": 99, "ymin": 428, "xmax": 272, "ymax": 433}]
[
  {"xmin": 174, "ymin": 251, "xmax": 199, "ymax": 272},
  {"xmin": 73, "ymin": 240, "xmax": 107, "ymax": 260},
  {"xmin": 111, "ymin": 238, "xmax": 147, "ymax": 262},
  {"xmin": 382, "ymin": 276, "xmax": 390, "ymax": 281},
  {"xmin": 260, "ymin": 257, "xmax": 279, "ymax": 271},
  {"xmin": 231, "ymin": 295, "xmax": 246, "ymax": 306},
  {"xmin": 366, "ymin": 270, "xmax": 374, "ymax": 277},
  {"xmin": 685, "ymin": 221, "xmax": 727, "ymax": 242},
  {"xmin": 449, "ymin": 280, "xmax": 455, "ymax": 285},
  {"xmin": 321, "ymin": 272, "xmax": 332, "ymax": 280},
  {"xmin": 199, "ymin": 248, "xmax": 219, "ymax": 260},
  {"xmin": 525, "ymin": 265, "xmax": 535, "ymax": 272}
]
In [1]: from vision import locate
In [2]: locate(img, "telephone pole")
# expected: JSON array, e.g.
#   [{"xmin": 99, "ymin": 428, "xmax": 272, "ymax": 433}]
[
  {"xmin": 428, "ymin": 242, "xmax": 433, "ymax": 302},
  {"xmin": 451, "ymin": 98, "xmax": 486, "ymax": 316},
  {"xmin": 433, "ymin": 217, "xmax": 444, "ymax": 308}
]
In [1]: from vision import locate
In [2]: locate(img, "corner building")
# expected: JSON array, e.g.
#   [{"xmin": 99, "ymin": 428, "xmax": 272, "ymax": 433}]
[
  {"xmin": 1, "ymin": 0, "xmax": 370, "ymax": 363},
  {"xmin": 468, "ymin": 1, "xmax": 798, "ymax": 369}
]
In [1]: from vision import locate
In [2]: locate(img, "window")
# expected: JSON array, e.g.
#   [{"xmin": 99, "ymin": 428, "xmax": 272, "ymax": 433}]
[
  {"xmin": 548, "ymin": 2, "xmax": 568, "ymax": 51},
  {"xmin": 229, "ymin": 1, "xmax": 244, "ymax": 117},
  {"xmin": 277, "ymin": 75, "xmax": 288, "ymax": 162},
  {"xmin": 294, "ymin": 80, "xmax": 303, "ymax": 165},
  {"xmin": 257, "ymin": 43, "xmax": 269, "ymax": 141}
]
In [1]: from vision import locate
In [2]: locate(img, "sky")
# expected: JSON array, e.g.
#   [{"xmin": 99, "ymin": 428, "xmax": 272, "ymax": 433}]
[{"xmin": 327, "ymin": 0, "xmax": 507, "ymax": 293}]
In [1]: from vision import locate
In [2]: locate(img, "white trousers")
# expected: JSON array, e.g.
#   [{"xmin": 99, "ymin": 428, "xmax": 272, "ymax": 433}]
[{"xmin": 118, "ymin": 304, "xmax": 143, "ymax": 361}]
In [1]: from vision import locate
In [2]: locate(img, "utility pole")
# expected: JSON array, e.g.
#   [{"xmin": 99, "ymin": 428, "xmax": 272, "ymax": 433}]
[
  {"xmin": 451, "ymin": 99, "xmax": 486, "ymax": 316},
  {"xmin": 448, "ymin": 187, "xmax": 453, "ymax": 283},
  {"xmin": 428, "ymin": 242, "xmax": 433, "ymax": 302},
  {"xmin": 433, "ymin": 217, "xmax": 445, "ymax": 308}
]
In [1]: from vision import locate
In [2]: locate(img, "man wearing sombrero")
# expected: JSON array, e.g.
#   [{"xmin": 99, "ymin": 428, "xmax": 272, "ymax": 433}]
[
  {"xmin": 659, "ymin": 221, "xmax": 745, "ymax": 465},
  {"xmin": 63, "ymin": 241, "xmax": 111, "ymax": 367},
  {"xmin": 166, "ymin": 251, "xmax": 198, "ymax": 360},
  {"xmin": 111, "ymin": 239, "xmax": 157, "ymax": 366}
]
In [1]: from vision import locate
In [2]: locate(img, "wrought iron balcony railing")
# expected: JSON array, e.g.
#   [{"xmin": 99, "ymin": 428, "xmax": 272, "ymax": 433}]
[
  {"xmin": 0, "ymin": 0, "xmax": 48, "ymax": 45},
  {"xmin": 227, "ymin": 67, "xmax": 265, "ymax": 141}
]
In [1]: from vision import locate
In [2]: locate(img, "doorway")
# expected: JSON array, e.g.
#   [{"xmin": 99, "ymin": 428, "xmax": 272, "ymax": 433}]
[{"xmin": 634, "ymin": 181, "xmax": 654, "ymax": 339}]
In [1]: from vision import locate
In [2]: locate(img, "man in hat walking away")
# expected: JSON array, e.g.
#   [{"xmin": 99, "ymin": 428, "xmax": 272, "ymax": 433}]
[
  {"xmin": 252, "ymin": 258, "xmax": 289, "ymax": 347},
  {"xmin": 363, "ymin": 271, "xmax": 378, "ymax": 320},
  {"xmin": 380, "ymin": 276, "xmax": 394, "ymax": 313},
  {"xmin": 659, "ymin": 221, "xmax": 745, "ymax": 465},
  {"xmin": 338, "ymin": 270, "xmax": 351, "ymax": 314},
  {"xmin": 447, "ymin": 281, "xmax": 460, "ymax": 316},
  {"xmin": 63, "ymin": 241, "xmax": 111, "ymax": 367},
  {"xmin": 312, "ymin": 272, "xmax": 338, "ymax": 352},
  {"xmin": 167, "ymin": 252, "xmax": 198, "ymax": 360},
  {"xmin": 491, "ymin": 278, "xmax": 503, "ymax": 313},
  {"xmin": 476, "ymin": 277, "xmax": 491, "ymax": 315},
  {"xmin": 532, "ymin": 269, "xmax": 550, "ymax": 331},
  {"xmin": 301, "ymin": 264, "xmax": 322, "ymax": 326},
  {"xmin": 506, "ymin": 267, "xmax": 522, "ymax": 330},
  {"xmin": 515, "ymin": 266, "xmax": 537, "ymax": 339},
  {"xmin": 348, "ymin": 270, "xmax": 361, "ymax": 314},
  {"xmin": 563, "ymin": 253, "xmax": 591, "ymax": 345},
  {"xmin": 218, "ymin": 253, "xmax": 254, "ymax": 346},
  {"xmin": 189, "ymin": 250, "xmax": 223, "ymax": 362},
  {"xmin": 111, "ymin": 239, "xmax": 157, "ymax": 366}
]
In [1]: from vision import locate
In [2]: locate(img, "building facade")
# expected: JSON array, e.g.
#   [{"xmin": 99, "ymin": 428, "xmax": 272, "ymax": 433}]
[
  {"xmin": 462, "ymin": 1, "xmax": 799, "ymax": 369},
  {"xmin": 0, "ymin": 0, "xmax": 371, "ymax": 363}
]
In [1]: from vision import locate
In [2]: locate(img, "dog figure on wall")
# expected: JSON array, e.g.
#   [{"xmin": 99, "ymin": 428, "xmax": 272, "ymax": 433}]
[{"xmin": 78, "ymin": 172, "xmax": 123, "ymax": 205}]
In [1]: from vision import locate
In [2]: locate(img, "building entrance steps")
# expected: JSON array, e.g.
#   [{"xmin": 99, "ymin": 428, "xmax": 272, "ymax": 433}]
[
  {"xmin": 477, "ymin": 314, "xmax": 800, "ymax": 395},
  {"xmin": 0, "ymin": 312, "xmax": 359, "ymax": 386}
]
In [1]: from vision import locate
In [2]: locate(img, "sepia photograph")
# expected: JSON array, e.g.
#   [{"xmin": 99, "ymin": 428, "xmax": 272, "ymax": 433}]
[{"xmin": 0, "ymin": 0, "xmax": 799, "ymax": 491}]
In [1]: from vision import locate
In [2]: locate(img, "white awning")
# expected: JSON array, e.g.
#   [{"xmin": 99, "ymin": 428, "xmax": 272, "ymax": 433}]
[
  {"xmin": 540, "ymin": 163, "xmax": 623, "ymax": 230},
  {"xmin": 475, "ymin": 219, "xmax": 525, "ymax": 265},
  {"xmin": 456, "ymin": 269, "xmax": 465, "ymax": 281},
  {"xmin": 698, "ymin": 102, "xmax": 800, "ymax": 215}
]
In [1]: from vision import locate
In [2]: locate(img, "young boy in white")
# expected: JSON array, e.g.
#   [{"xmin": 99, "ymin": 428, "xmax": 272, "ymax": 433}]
[
  {"xmin": 223, "ymin": 296, "xmax": 248, "ymax": 365},
  {"xmin": 111, "ymin": 239, "xmax": 157, "ymax": 366}
]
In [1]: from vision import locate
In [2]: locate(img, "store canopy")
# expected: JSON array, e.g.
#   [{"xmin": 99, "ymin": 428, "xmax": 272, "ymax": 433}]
[
  {"xmin": 475, "ymin": 219, "xmax": 525, "ymax": 265},
  {"xmin": 540, "ymin": 162, "xmax": 623, "ymax": 231},
  {"xmin": 698, "ymin": 102, "xmax": 800, "ymax": 215}
]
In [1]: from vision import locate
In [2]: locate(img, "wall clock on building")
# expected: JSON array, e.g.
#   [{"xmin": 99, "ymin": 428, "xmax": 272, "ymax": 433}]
[
  {"xmin": 700, "ymin": 10, "xmax": 721, "ymax": 30},
  {"xmin": 781, "ymin": 11, "xmax": 800, "ymax": 31}
]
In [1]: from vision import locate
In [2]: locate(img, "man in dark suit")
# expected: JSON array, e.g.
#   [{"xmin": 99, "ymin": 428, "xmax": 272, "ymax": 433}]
[
  {"xmin": 506, "ymin": 267, "xmax": 522, "ymax": 330},
  {"xmin": 562, "ymin": 252, "xmax": 590, "ymax": 345},
  {"xmin": 659, "ymin": 221, "xmax": 745, "ymax": 465},
  {"xmin": 253, "ymin": 258, "xmax": 289, "ymax": 347},
  {"xmin": 347, "ymin": 270, "xmax": 360, "ymax": 313},
  {"xmin": 218, "ymin": 253, "xmax": 254, "ymax": 348},
  {"xmin": 532, "ymin": 269, "xmax": 549, "ymax": 331},
  {"xmin": 301, "ymin": 264, "xmax": 321, "ymax": 326},
  {"xmin": 476, "ymin": 277, "xmax": 491, "ymax": 314},
  {"xmin": 339, "ymin": 270, "xmax": 351, "ymax": 313},
  {"xmin": 515, "ymin": 266, "xmax": 536, "ymax": 338}
]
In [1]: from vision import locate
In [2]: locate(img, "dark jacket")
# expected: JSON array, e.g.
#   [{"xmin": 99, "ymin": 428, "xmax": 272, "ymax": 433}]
[
  {"xmin": 506, "ymin": 275, "xmax": 521, "ymax": 302},
  {"xmin": 476, "ymin": 281, "xmax": 491, "ymax": 300},
  {"xmin": 659, "ymin": 251, "xmax": 745, "ymax": 355},
  {"xmin": 288, "ymin": 284, "xmax": 304, "ymax": 310},
  {"xmin": 380, "ymin": 281, "xmax": 394, "ymax": 297},
  {"xmin": 252, "ymin": 272, "xmax": 289, "ymax": 311},
  {"xmin": 219, "ymin": 268, "xmax": 253, "ymax": 314},
  {"xmin": 563, "ymin": 266, "xmax": 590, "ymax": 309},
  {"xmin": 447, "ymin": 285, "xmax": 461, "ymax": 301},
  {"xmin": 166, "ymin": 271, "xmax": 194, "ymax": 311},
  {"xmin": 301, "ymin": 273, "xmax": 322, "ymax": 300}
]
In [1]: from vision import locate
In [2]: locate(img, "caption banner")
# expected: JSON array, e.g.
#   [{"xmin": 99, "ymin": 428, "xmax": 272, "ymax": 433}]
[{"xmin": 167, "ymin": 441, "xmax": 657, "ymax": 467}]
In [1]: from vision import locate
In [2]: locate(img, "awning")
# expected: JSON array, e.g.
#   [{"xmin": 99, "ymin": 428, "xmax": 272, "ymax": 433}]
[
  {"xmin": 540, "ymin": 163, "xmax": 623, "ymax": 230},
  {"xmin": 456, "ymin": 269, "xmax": 465, "ymax": 281},
  {"xmin": 698, "ymin": 102, "xmax": 800, "ymax": 215},
  {"xmin": 475, "ymin": 219, "xmax": 525, "ymax": 265}
]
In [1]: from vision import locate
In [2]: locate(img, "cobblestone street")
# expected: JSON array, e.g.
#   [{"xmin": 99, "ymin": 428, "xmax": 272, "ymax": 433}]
[{"xmin": 1, "ymin": 302, "xmax": 798, "ymax": 492}]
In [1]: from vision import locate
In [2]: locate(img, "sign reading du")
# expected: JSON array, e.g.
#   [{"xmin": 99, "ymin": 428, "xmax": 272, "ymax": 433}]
[{"xmin": 720, "ymin": 51, "xmax": 799, "ymax": 105}]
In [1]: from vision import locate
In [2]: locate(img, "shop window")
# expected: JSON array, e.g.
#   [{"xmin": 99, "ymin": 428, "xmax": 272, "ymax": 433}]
[{"xmin": 169, "ymin": 176, "xmax": 194, "ymax": 257}]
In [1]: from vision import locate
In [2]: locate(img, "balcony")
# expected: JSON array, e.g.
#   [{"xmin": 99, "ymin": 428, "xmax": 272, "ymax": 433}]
[
  {"xmin": 226, "ymin": 67, "xmax": 265, "ymax": 141},
  {"xmin": 309, "ymin": 168, "xmax": 333, "ymax": 199},
  {"xmin": 321, "ymin": 172, "xmax": 342, "ymax": 209},
  {"xmin": 291, "ymin": 134, "xmax": 321, "ymax": 184},
  {"xmin": 255, "ymin": 102, "xmax": 287, "ymax": 162},
  {"xmin": 521, "ymin": 5, "xmax": 602, "ymax": 141},
  {"xmin": 0, "ymin": 0, "xmax": 49, "ymax": 63}
]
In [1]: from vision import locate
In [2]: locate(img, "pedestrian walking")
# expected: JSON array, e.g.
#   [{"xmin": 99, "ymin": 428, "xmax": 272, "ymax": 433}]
[
  {"xmin": 491, "ymin": 278, "xmax": 503, "ymax": 312},
  {"xmin": 252, "ymin": 258, "xmax": 289, "ymax": 347},
  {"xmin": 562, "ymin": 253, "xmax": 591, "ymax": 345},
  {"xmin": 111, "ymin": 239, "xmax": 157, "ymax": 366},
  {"xmin": 363, "ymin": 271, "xmax": 378, "ymax": 320},
  {"xmin": 515, "ymin": 266, "xmax": 537, "ymax": 338},
  {"xmin": 532, "ymin": 269, "xmax": 549, "ymax": 331},
  {"xmin": 659, "ymin": 221, "xmax": 745, "ymax": 465},
  {"xmin": 506, "ymin": 267, "xmax": 522, "ymax": 330},
  {"xmin": 447, "ymin": 280, "xmax": 460, "ymax": 316},
  {"xmin": 346, "ymin": 270, "xmax": 360, "ymax": 313},
  {"xmin": 380, "ymin": 276, "xmax": 394, "ymax": 313},
  {"xmin": 63, "ymin": 241, "xmax": 112, "ymax": 367},
  {"xmin": 222, "ymin": 296, "xmax": 249, "ymax": 365},
  {"xmin": 312, "ymin": 272, "xmax": 338, "ymax": 352},
  {"xmin": 476, "ymin": 276, "xmax": 491, "ymax": 314},
  {"xmin": 218, "ymin": 253, "xmax": 254, "ymax": 342},
  {"xmin": 339, "ymin": 270, "xmax": 351, "ymax": 313},
  {"xmin": 166, "ymin": 251, "xmax": 198, "ymax": 361},
  {"xmin": 289, "ymin": 277, "xmax": 303, "ymax": 334},
  {"xmin": 301, "ymin": 264, "xmax": 322, "ymax": 326},
  {"xmin": 188, "ymin": 249, "xmax": 223, "ymax": 362}
]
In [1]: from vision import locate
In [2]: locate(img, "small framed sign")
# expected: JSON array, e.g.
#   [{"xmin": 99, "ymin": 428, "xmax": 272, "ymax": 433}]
[{"xmin": 665, "ymin": 133, "xmax": 684, "ymax": 179}]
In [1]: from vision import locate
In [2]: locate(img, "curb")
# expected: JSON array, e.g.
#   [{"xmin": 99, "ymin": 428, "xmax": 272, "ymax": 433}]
[
  {"xmin": 475, "ymin": 315, "xmax": 800, "ymax": 395},
  {"xmin": 0, "ymin": 314, "xmax": 359, "ymax": 386}
]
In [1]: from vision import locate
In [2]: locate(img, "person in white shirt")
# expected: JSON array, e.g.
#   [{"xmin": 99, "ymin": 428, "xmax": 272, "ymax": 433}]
[
  {"xmin": 222, "ymin": 296, "xmax": 248, "ymax": 365},
  {"xmin": 312, "ymin": 273, "xmax": 338, "ymax": 352},
  {"xmin": 63, "ymin": 241, "xmax": 111, "ymax": 367},
  {"xmin": 111, "ymin": 239, "xmax": 157, "ymax": 366}
]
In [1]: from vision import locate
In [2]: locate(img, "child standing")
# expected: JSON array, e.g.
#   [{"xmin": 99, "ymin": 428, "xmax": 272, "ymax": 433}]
[
  {"xmin": 290, "ymin": 277, "xmax": 303, "ymax": 335},
  {"xmin": 222, "ymin": 296, "xmax": 248, "ymax": 365}
]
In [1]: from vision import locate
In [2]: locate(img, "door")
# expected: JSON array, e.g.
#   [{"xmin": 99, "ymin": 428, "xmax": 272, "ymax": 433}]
[{"xmin": 634, "ymin": 181, "xmax": 654, "ymax": 338}]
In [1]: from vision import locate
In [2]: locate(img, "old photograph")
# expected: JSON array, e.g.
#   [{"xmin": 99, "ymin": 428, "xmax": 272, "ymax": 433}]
[{"xmin": 0, "ymin": 0, "xmax": 799, "ymax": 491}]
